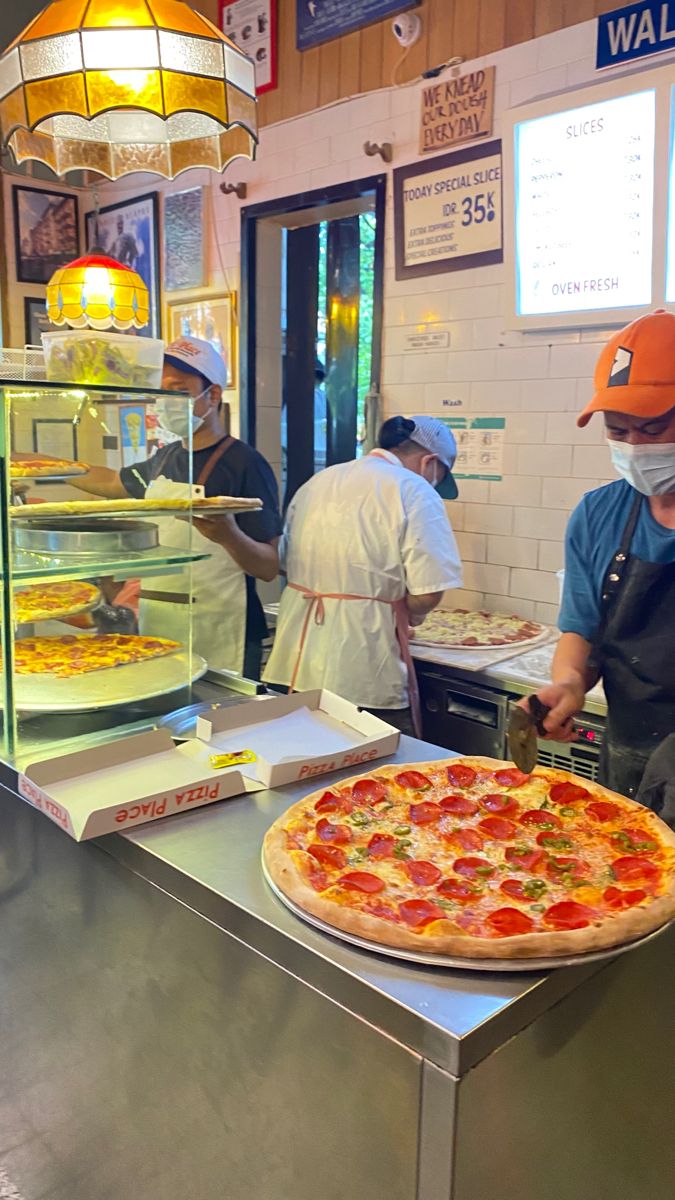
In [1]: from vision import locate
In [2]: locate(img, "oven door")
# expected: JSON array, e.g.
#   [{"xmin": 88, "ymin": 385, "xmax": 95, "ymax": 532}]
[{"xmin": 418, "ymin": 669, "xmax": 508, "ymax": 757}]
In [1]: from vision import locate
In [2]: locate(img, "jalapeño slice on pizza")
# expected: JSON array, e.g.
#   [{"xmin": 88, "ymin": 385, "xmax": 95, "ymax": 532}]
[{"xmin": 263, "ymin": 758, "xmax": 675, "ymax": 959}]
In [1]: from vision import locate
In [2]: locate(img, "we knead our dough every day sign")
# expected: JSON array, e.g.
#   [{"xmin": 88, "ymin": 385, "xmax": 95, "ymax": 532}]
[{"xmin": 393, "ymin": 140, "xmax": 503, "ymax": 280}]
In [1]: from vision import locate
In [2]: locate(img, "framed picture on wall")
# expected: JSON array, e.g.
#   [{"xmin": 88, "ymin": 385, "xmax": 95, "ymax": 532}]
[
  {"xmin": 164, "ymin": 188, "xmax": 205, "ymax": 292},
  {"xmin": 119, "ymin": 404, "xmax": 148, "ymax": 467},
  {"xmin": 13, "ymin": 186, "xmax": 79, "ymax": 284},
  {"xmin": 220, "ymin": 0, "xmax": 277, "ymax": 94},
  {"xmin": 24, "ymin": 296, "xmax": 58, "ymax": 346},
  {"xmin": 86, "ymin": 193, "xmax": 161, "ymax": 338},
  {"xmin": 167, "ymin": 294, "xmax": 237, "ymax": 389},
  {"xmin": 32, "ymin": 418, "xmax": 78, "ymax": 461}
]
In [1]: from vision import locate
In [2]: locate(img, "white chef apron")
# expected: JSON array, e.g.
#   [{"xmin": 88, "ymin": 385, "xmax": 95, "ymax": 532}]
[{"xmin": 139, "ymin": 440, "xmax": 247, "ymax": 673}]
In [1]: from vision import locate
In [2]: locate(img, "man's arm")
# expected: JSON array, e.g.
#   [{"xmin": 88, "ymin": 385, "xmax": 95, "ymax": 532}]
[
  {"xmin": 69, "ymin": 466, "xmax": 129, "ymax": 498},
  {"xmin": 529, "ymin": 633, "xmax": 599, "ymax": 740},
  {"xmin": 406, "ymin": 590, "xmax": 444, "ymax": 625},
  {"xmin": 193, "ymin": 515, "xmax": 279, "ymax": 582}
]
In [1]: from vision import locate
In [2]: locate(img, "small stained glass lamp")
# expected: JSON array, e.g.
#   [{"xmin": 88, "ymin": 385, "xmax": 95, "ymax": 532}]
[
  {"xmin": 0, "ymin": 0, "xmax": 257, "ymax": 180},
  {"xmin": 46, "ymin": 253, "xmax": 150, "ymax": 330}
]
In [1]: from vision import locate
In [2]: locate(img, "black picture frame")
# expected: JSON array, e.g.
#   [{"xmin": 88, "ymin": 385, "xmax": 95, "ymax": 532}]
[
  {"xmin": 86, "ymin": 191, "xmax": 161, "ymax": 338},
  {"xmin": 393, "ymin": 140, "xmax": 504, "ymax": 281},
  {"xmin": 23, "ymin": 295, "xmax": 58, "ymax": 346},
  {"xmin": 13, "ymin": 185, "xmax": 80, "ymax": 285}
]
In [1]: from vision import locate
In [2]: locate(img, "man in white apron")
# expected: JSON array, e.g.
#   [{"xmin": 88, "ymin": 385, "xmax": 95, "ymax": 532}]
[
  {"xmin": 263, "ymin": 416, "xmax": 463, "ymax": 736},
  {"xmin": 72, "ymin": 337, "xmax": 281, "ymax": 677}
]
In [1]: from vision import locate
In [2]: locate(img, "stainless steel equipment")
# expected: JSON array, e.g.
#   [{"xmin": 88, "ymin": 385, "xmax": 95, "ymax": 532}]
[
  {"xmin": 507, "ymin": 700, "xmax": 605, "ymax": 781},
  {"xmin": 0, "ymin": 734, "xmax": 673, "ymax": 1200},
  {"xmin": 13, "ymin": 517, "xmax": 160, "ymax": 555},
  {"xmin": 417, "ymin": 668, "xmax": 508, "ymax": 757}
]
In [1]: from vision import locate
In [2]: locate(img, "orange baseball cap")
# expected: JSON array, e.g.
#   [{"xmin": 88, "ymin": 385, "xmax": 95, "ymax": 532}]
[{"xmin": 577, "ymin": 310, "xmax": 675, "ymax": 427}]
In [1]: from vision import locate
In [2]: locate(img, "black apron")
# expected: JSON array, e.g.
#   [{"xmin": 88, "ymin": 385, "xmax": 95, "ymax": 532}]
[{"xmin": 594, "ymin": 492, "xmax": 675, "ymax": 799}]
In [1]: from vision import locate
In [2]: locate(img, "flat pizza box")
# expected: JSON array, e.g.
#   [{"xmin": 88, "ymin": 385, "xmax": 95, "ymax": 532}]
[
  {"xmin": 17, "ymin": 728, "xmax": 258, "ymax": 841},
  {"xmin": 195, "ymin": 689, "xmax": 400, "ymax": 787}
]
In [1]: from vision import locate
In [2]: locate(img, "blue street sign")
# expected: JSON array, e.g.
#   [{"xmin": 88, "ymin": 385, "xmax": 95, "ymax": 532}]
[{"xmin": 597, "ymin": 0, "xmax": 675, "ymax": 69}]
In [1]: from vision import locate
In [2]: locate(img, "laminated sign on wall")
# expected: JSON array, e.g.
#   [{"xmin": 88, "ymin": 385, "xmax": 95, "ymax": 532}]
[
  {"xmin": 441, "ymin": 416, "xmax": 505, "ymax": 481},
  {"xmin": 393, "ymin": 140, "xmax": 503, "ymax": 280}
]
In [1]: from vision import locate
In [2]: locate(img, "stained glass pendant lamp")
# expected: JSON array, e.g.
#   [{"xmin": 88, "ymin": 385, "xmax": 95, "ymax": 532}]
[
  {"xmin": 0, "ymin": 0, "xmax": 258, "ymax": 180},
  {"xmin": 46, "ymin": 253, "xmax": 150, "ymax": 329}
]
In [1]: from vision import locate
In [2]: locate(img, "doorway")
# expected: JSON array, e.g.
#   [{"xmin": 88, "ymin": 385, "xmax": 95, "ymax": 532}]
[{"xmin": 240, "ymin": 175, "xmax": 386, "ymax": 512}]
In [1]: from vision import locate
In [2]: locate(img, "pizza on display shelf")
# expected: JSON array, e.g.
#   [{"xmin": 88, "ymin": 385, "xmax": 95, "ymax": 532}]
[
  {"xmin": 263, "ymin": 758, "xmax": 675, "ymax": 960},
  {"xmin": 10, "ymin": 457, "xmax": 87, "ymax": 478},
  {"xmin": 9, "ymin": 496, "xmax": 262, "ymax": 519},
  {"xmin": 15, "ymin": 580, "xmax": 101, "ymax": 624},
  {"xmin": 412, "ymin": 609, "xmax": 546, "ymax": 649},
  {"xmin": 8, "ymin": 633, "xmax": 181, "ymax": 678}
]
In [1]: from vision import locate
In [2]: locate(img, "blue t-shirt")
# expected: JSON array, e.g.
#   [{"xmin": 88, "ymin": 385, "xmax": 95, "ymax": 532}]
[{"xmin": 559, "ymin": 479, "xmax": 675, "ymax": 640}]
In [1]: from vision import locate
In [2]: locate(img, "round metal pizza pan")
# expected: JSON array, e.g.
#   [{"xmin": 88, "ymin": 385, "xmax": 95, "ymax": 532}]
[
  {"xmin": 13, "ymin": 519, "xmax": 159, "ymax": 555},
  {"xmin": 262, "ymin": 859, "xmax": 671, "ymax": 972},
  {"xmin": 10, "ymin": 500, "xmax": 262, "ymax": 522},
  {"xmin": 411, "ymin": 625, "xmax": 552, "ymax": 653},
  {"xmin": 13, "ymin": 650, "xmax": 207, "ymax": 713}
]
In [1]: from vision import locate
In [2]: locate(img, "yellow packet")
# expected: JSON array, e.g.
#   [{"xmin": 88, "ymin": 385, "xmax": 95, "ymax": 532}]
[{"xmin": 209, "ymin": 749, "xmax": 257, "ymax": 769}]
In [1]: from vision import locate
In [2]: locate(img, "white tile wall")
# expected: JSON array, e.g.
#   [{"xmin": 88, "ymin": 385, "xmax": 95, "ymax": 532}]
[{"xmin": 21, "ymin": 15, "xmax": 636, "ymax": 623}]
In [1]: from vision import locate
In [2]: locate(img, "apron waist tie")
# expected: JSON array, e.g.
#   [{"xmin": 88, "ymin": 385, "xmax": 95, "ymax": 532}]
[{"xmin": 286, "ymin": 583, "xmax": 422, "ymax": 739}]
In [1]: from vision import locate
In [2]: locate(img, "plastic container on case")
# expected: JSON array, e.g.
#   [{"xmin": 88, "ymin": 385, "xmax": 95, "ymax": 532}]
[{"xmin": 42, "ymin": 330, "xmax": 164, "ymax": 388}]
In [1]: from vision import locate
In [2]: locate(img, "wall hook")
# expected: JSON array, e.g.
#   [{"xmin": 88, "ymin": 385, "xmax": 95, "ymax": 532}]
[
  {"xmin": 220, "ymin": 181, "xmax": 248, "ymax": 199},
  {"xmin": 363, "ymin": 141, "xmax": 393, "ymax": 164}
]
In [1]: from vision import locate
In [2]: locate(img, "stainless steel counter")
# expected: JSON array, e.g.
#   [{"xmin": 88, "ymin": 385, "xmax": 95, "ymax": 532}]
[{"xmin": 1, "ymin": 731, "xmax": 674, "ymax": 1200}]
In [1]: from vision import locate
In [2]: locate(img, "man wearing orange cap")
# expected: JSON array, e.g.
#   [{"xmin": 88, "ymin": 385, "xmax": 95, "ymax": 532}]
[{"xmin": 532, "ymin": 310, "xmax": 675, "ymax": 800}]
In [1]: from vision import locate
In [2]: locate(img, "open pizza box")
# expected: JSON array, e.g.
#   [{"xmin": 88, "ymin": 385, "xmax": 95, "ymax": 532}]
[
  {"xmin": 195, "ymin": 689, "xmax": 401, "ymax": 787},
  {"xmin": 17, "ymin": 728, "xmax": 258, "ymax": 841}
]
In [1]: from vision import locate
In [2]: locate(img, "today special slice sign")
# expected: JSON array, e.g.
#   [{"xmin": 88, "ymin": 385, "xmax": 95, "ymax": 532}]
[{"xmin": 394, "ymin": 140, "xmax": 503, "ymax": 280}]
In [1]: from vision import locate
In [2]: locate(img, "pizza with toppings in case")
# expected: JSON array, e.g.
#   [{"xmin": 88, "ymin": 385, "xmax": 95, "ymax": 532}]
[
  {"xmin": 263, "ymin": 758, "xmax": 675, "ymax": 959},
  {"xmin": 15, "ymin": 581, "xmax": 101, "ymax": 624},
  {"xmin": 412, "ymin": 609, "xmax": 546, "ymax": 649},
  {"xmin": 10, "ymin": 457, "xmax": 87, "ymax": 478},
  {"xmin": 9, "ymin": 633, "xmax": 181, "ymax": 677}
]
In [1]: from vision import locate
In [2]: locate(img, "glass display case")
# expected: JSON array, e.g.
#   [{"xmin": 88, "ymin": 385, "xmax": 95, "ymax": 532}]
[{"xmin": 0, "ymin": 380, "xmax": 214, "ymax": 768}]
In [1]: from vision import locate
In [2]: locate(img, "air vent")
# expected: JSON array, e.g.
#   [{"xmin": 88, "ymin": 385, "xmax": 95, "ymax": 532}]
[{"xmin": 537, "ymin": 747, "xmax": 598, "ymax": 782}]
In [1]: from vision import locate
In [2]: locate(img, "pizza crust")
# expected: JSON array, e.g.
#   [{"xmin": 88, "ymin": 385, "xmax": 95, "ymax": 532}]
[
  {"xmin": 263, "ymin": 757, "xmax": 675, "ymax": 960},
  {"xmin": 9, "ymin": 496, "xmax": 262, "ymax": 519}
]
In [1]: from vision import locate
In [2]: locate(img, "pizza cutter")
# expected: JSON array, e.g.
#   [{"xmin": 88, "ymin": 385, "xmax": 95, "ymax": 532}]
[{"xmin": 507, "ymin": 695, "xmax": 551, "ymax": 775}]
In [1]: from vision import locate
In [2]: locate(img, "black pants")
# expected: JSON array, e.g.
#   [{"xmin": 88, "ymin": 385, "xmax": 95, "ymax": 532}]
[
  {"xmin": 365, "ymin": 707, "xmax": 416, "ymax": 738},
  {"xmin": 243, "ymin": 639, "xmax": 263, "ymax": 682}
]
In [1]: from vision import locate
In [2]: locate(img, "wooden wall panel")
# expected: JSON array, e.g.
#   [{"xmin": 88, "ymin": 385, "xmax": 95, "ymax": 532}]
[{"xmin": 195, "ymin": 0, "xmax": 603, "ymax": 128}]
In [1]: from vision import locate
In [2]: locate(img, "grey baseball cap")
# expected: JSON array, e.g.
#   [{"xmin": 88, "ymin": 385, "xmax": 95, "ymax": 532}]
[{"xmin": 408, "ymin": 415, "xmax": 459, "ymax": 500}]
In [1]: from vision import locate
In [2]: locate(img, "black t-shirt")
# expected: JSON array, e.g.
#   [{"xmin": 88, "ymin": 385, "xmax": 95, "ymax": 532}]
[{"xmin": 120, "ymin": 437, "xmax": 282, "ymax": 646}]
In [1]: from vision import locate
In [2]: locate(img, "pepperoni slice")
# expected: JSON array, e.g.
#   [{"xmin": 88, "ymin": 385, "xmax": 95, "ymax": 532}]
[
  {"xmin": 453, "ymin": 856, "xmax": 495, "ymax": 880},
  {"xmin": 368, "ymin": 833, "xmax": 396, "ymax": 859},
  {"xmin": 352, "ymin": 778, "xmax": 387, "ymax": 805},
  {"xmin": 500, "ymin": 878, "xmax": 527, "ymax": 901},
  {"xmin": 450, "ymin": 826, "xmax": 485, "ymax": 852},
  {"xmin": 307, "ymin": 843, "xmax": 348, "ymax": 869},
  {"xmin": 316, "ymin": 818, "xmax": 352, "ymax": 844},
  {"xmin": 493, "ymin": 768, "xmax": 530, "ymax": 788},
  {"xmin": 439, "ymin": 794, "xmax": 479, "ymax": 816},
  {"xmin": 308, "ymin": 867, "xmax": 330, "ymax": 892},
  {"xmin": 398, "ymin": 899, "xmax": 446, "ymax": 927},
  {"xmin": 549, "ymin": 782, "xmax": 590, "ymax": 805},
  {"xmin": 437, "ymin": 877, "xmax": 475, "ymax": 901},
  {"xmin": 478, "ymin": 816, "xmax": 518, "ymax": 841},
  {"xmin": 585, "ymin": 800, "xmax": 620, "ymax": 823},
  {"xmin": 546, "ymin": 855, "xmax": 587, "ymax": 879},
  {"xmin": 487, "ymin": 907, "xmax": 535, "ymax": 936},
  {"xmin": 446, "ymin": 763, "xmax": 477, "ymax": 788},
  {"xmin": 612, "ymin": 856, "xmax": 660, "ymax": 884},
  {"xmin": 363, "ymin": 900, "xmax": 398, "ymax": 921},
  {"xmin": 520, "ymin": 809, "xmax": 562, "ymax": 829},
  {"xmin": 604, "ymin": 886, "xmax": 648, "ymax": 910},
  {"xmin": 409, "ymin": 801, "xmax": 442, "ymax": 825},
  {"xmin": 314, "ymin": 791, "xmax": 342, "ymax": 814},
  {"xmin": 543, "ymin": 900, "xmax": 596, "ymax": 930},
  {"xmin": 405, "ymin": 860, "xmax": 442, "ymax": 886},
  {"xmin": 338, "ymin": 871, "xmax": 384, "ymax": 893},
  {"xmin": 480, "ymin": 793, "xmax": 519, "ymax": 816},
  {"xmin": 396, "ymin": 770, "xmax": 432, "ymax": 790},
  {"xmin": 505, "ymin": 846, "xmax": 545, "ymax": 871}
]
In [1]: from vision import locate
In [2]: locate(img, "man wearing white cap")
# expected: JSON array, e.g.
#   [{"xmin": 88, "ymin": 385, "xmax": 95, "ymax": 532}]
[
  {"xmin": 73, "ymin": 337, "xmax": 282, "ymax": 678},
  {"xmin": 263, "ymin": 415, "xmax": 462, "ymax": 736}
]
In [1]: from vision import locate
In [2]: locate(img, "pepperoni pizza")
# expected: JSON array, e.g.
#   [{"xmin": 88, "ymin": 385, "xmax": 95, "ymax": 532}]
[
  {"xmin": 15, "ymin": 581, "xmax": 100, "ymax": 624},
  {"xmin": 10, "ymin": 457, "xmax": 87, "ymax": 478},
  {"xmin": 9, "ymin": 633, "xmax": 181, "ymax": 677},
  {"xmin": 263, "ymin": 758, "xmax": 675, "ymax": 959},
  {"xmin": 412, "ymin": 609, "xmax": 546, "ymax": 649}
]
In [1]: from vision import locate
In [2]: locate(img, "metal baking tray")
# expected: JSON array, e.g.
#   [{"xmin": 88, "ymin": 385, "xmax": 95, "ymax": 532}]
[
  {"xmin": 13, "ymin": 650, "xmax": 206, "ymax": 712},
  {"xmin": 262, "ymin": 859, "xmax": 671, "ymax": 972},
  {"xmin": 13, "ymin": 519, "xmax": 159, "ymax": 555}
]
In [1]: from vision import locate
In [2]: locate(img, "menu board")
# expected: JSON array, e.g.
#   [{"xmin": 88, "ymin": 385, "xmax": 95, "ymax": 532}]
[{"xmin": 514, "ymin": 90, "xmax": 655, "ymax": 317}]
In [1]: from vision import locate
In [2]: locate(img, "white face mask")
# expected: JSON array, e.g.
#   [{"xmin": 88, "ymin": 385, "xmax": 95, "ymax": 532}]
[
  {"xmin": 156, "ymin": 388, "xmax": 208, "ymax": 440},
  {"xmin": 608, "ymin": 439, "xmax": 675, "ymax": 496}
]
